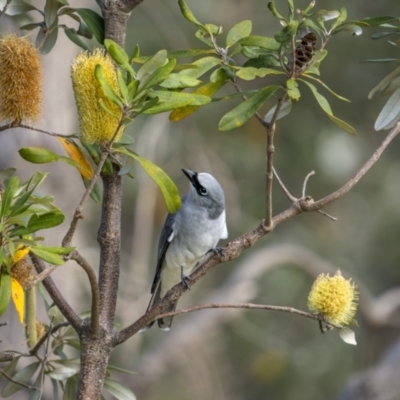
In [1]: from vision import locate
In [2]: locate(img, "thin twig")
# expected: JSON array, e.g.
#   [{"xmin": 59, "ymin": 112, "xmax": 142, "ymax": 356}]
[
  {"xmin": 30, "ymin": 255, "xmax": 82, "ymax": 330},
  {"xmin": 155, "ymin": 303, "xmax": 338, "ymax": 329},
  {"xmin": 0, "ymin": 124, "xmax": 75, "ymax": 138},
  {"xmin": 29, "ymin": 322, "xmax": 69, "ymax": 356},
  {"xmin": 62, "ymin": 151, "xmax": 108, "ymax": 247},
  {"xmin": 0, "ymin": 0, "xmax": 12, "ymax": 20},
  {"xmin": 265, "ymin": 123, "xmax": 276, "ymax": 228},
  {"xmin": 302, "ymin": 170, "xmax": 315, "ymax": 198},
  {"xmin": 273, "ymin": 167, "xmax": 297, "ymax": 202},
  {"xmin": 24, "ymin": 265, "xmax": 57, "ymax": 291},
  {"xmin": 317, "ymin": 210, "xmax": 337, "ymax": 221},
  {"xmin": 70, "ymin": 251, "xmax": 100, "ymax": 337},
  {"xmin": 0, "ymin": 369, "xmax": 38, "ymax": 391}
]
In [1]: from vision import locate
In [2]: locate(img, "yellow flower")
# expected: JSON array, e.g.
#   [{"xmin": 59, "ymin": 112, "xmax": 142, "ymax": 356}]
[
  {"xmin": 71, "ymin": 48, "xmax": 123, "ymax": 144},
  {"xmin": 308, "ymin": 270, "xmax": 358, "ymax": 326},
  {"xmin": 0, "ymin": 34, "xmax": 43, "ymax": 125}
]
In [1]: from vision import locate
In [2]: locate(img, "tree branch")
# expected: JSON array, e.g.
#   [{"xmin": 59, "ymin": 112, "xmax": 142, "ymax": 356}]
[
  {"xmin": 70, "ymin": 251, "xmax": 100, "ymax": 337},
  {"xmin": 0, "ymin": 369, "xmax": 38, "ymax": 391},
  {"xmin": 30, "ymin": 255, "xmax": 82, "ymax": 330},
  {"xmin": 0, "ymin": 124, "xmax": 74, "ymax": 137},
  {"xmin": 113, "ymin": 123, "xmax": 400, "ymax": 345},
  {"xmin": 154, "ymin": 303, "xmax": 337, "ymax": 329},
  {"xmin": 29, "ymin": 322, "xmax": 69, "ymax": 356},
  {"xmin": 0, "ymin": 0, "xmax": 12, "ymax": 20}
]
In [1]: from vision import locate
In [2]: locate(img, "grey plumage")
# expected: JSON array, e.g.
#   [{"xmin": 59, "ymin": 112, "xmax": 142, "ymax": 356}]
[{"xmin": 145, "ymin": 168, "xmax": 228, "ymax": 330}]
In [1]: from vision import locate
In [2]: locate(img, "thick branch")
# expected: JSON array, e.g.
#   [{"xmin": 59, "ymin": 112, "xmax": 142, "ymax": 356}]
[
  {"xmin": 70, "ymin": 251, "xmax": 100, "ymax": 337},
  {"xmin": 113, "ymin": 123, "xmax": 400, "ymax": 345},
  {"xmin": 97, "ymin": 166, "xmax": 122, "ymax": 329},
  {"xmin": 30, "ymin": 255, "xmax": 82, "ymax": 330}
]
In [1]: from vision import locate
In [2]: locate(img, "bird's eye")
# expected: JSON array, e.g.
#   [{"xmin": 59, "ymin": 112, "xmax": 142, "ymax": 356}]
[{"xmin": 199, "ymin": 187, "xmax": 208, "ymax": 196}]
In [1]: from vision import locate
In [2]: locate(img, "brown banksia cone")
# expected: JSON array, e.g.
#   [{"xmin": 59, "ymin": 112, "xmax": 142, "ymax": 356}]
[
  {"xmin": 0, "ymin": 34, "xmax": 43, "ymax": 126},
  {"xmin": 71, "ymin": 48, "xmax": 123, "ymax": 144}
]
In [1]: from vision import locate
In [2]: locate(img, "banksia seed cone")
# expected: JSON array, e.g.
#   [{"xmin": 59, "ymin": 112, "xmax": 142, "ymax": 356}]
[
  {"xmin": 308, "ymin": 270, "xmax": 358, "ymax": 326},
  {"xmin": 71, "ymin": 48, "xmax": 123, "ymax": 144},
  {"xmin": 0, "ymin": 34, "xmax": 43, "ymax": 126}
]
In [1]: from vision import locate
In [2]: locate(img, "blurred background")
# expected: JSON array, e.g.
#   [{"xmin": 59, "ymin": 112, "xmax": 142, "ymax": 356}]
[{"xmin": 1, "ymin": 0, "xmax": 400, "ymax": 399}]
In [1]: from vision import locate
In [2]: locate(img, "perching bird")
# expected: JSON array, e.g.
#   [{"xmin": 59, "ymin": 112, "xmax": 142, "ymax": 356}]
[{"xmin": 145, "ymin": 168, "xmax": 228, "ymax": 330}]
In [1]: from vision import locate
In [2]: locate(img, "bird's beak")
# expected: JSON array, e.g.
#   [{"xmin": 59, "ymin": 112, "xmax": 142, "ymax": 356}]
[{"xmin": 182, "ymin": 168, "xmax": 196, "ymax": 183}]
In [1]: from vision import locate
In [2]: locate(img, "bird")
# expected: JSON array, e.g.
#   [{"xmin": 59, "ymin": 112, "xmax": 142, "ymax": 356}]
[{"xmin": 145, "ymin": 168, "xmax": 228, "ymax": 330}]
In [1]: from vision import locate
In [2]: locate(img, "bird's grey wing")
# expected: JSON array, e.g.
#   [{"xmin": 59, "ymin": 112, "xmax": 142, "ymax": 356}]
[{"xmin": 150, "ymin": 212, "xmax": 176, "ymax": 294}]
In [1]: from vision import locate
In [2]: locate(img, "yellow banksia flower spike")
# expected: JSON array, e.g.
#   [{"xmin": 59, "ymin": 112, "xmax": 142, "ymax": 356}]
[
  {"xmin": 71, "ymin": 48, "xmax": 123, "ymax": 144},
  {"xmin": 0, "ymin": 34, "xmax": 43, "ymax": 126},
  {"xmin": 308, "ymin": 270, "xmax": 358, "ymax": 327}
]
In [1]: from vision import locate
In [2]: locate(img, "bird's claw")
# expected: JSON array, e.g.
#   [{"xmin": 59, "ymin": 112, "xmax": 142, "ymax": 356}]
[
  {"xmin": 210, "ymin": 246, "xmax": 225, "ymax": 257},
  {"xmin": 181, "ymin": 266, "xmax": 191, "ymax": 290}
]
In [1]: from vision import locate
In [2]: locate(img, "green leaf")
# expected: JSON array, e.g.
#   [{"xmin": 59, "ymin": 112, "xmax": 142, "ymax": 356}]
[
  {"xmin": 32, "ymin": 245, "xmax": 74, "ymax": 255},
  {"xmin": 44, "ymin": 0, "xmax": 60, "ymax": 28},
  {"xmin": 267, "ymin": 2, "xmax": 286, "ymax": 22},
  {"xmin": 127, "ymin": 80, "xmax": 139, "ymax": 102},
  {"xmin": 1, "ymin": 176, "xmax": 20, "ymax": 219},
  {"xmin": 116, "ymin": 69, "xmax": 129, "ymax": 102},
  {"xmin": 39, "ymin": 26, "xmax": 59, "ymax": 55},
  {"xmin": 331, "ymin": 7, "xmax": 347, "ymax": 31},
  {"xmin": 1, "ymin": 362, "xmax": 40, "ymax": 397},
  {"xmin": 137, "ymin": 50, "xmax": 168, "ymax": 81},
  {"xmin": 0, "ymin": 273, "xmax": 12, "ymax": 318},
  {"xmin": 19, "ymin": 147, "xmax": 84, "ymax": 170},
  {"xmin": 369, "ymin": 65, "xmax": 400, "ymax": 99},
  {"xmin": 63, "ymin": 375, "xmax": 78, "ymax": 400},
  {"xmin": 160, "ymin": 74, "xmax": 202, "ymax": 89},
  {"xmin": 178, "ymin": 0, "xmax": 204, "ymax": 30},
  {"xmin": 226, "ymin": 20, "xmax": 252, "ymax": 47},
  {"xmin": 104, "ymin": 39, "xmax": 135, "ymax": 75},
  {"xmin": 48, "ymin": 304, "xmax": 65, "ymax": 324},
  {"xmin": 177, "ymin": 57, "xmax": 220, "ymax": 79},
  {"xmin": 10, "ymin": 212, "xmax": 65, "ymax": 237},
  {"xmin": 0, "ymin": 168, "xmax": 16, "ymax": 182},
  {"xmin": 73, "ymin": 8, "xmax": 104, "ymax": 43},
  {"xmin": 286, "ymin": 78, "xmax": 300, "ymax": 100},
  {"xmin": 302, "ymin": 74, "xmax": 350, "ymax": 102},
  {"xmin": 20, "ymin": 22, "xmax": 45, "ymax": 31},
  {"xmin": 47, "ymin": 366, "xmax": 79, "ymax": 381},
  {"xmin": 140, "ymin": 59, "xmax": 176, "ymax": 90},
  {"xmin": 237, "ymin": 36, "xmax": 280, "ymax": 50},
  {"xmin": 103, "ymin": 379, "xmax": 136, "ymax": 400},
  {"xmin": 219, "ymin": 86, "xmax": 279, "ymax": 131},
  {"xmin": 264, "ymin": 101, "xmax": 292, "ymax": 123},
  {"xmin": 94, "ymin": 64, "xmax": 123, "ymax": 107},
  {"xmin": 374, "ymin": 87, "xmax": 400, "ymax": 130},
  {"xmin": 116, "ymin": 134, "xmax": 135, "ymax": 145},
  {"xmin": 114, "ymin": 148, "xmax": 181, "ymax": 214},
  {"xmin": 236, "ymin": 67, "xmax": 284, "ymax": 81},
  {"xmin": 107, "ymin": 365, "xmax": 137, "ymax": 375},
  {"xmin": 0, "ymin": 357, "xmax": 20, "ymax": 382},
  {"xmin": 5, "ymin": 0, "xmax": 42, "ymax": 16},
  {"xmin": 144, "ymin": 91, "xmax": 211, "ymax": 114},
  {"xmin": 300, "ymin": 80, "xmax": 357, "ymax": 134},
  {"xmin": 63, "ymin": 27, "xmax": 91, "ymax": 51},
  {"xmin": 353, "ymin": 16, "xmax": 399, "ymax": 27},
  {"xmin": 333, "ymin": 24, "xmax": 362, "ymax": 36},
  {"xmin": 316, "ymin": 9, "xmax": 340, "ymax": 22},
  {"xmin": 275, "ymin": 21, "xmax": 298, "ymax": 43},
  {"xmin": 82, "ymin": 178, "xmax": 103, "ymax": 204}
]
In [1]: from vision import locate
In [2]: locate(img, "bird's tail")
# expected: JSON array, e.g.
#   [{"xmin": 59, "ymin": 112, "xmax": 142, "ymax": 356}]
[{"xmin": 142, "ymin": 280, "xmax": 178, "ymax": 331}]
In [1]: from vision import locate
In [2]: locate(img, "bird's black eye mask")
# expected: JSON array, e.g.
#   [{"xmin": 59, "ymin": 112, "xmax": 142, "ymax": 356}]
[{"xmin": 191, "ymin": 173, "xmax": 208, "ymax": 196}]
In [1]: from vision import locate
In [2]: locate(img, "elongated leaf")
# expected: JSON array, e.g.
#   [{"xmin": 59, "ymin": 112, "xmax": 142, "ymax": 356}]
[
  {"xmin": 0, "ymin": 357, "xmax": 20, "ymax": 382},
  {"xmin": 1, "ymin": 362, "xmax": 40, "ymax": 397},
  {"xmin": 114, "ymin": 148, "xmax": 181, "ymax": 213},
  {"xmin": 63, "ymin": 375, "xmax": 78, "ymax": 400},
  {"xmin": 144, "ymin": 91, "xmax": 211, "ymax": 114},
  {"xmin": 238, "ymin": 36, "xmax": 280, "ymax": 50},
  {"xmin": 352, "ymin": 16, "xmax": 399, "ymax": 27},
  {"xmin": 104, "ymin": 39, "xmax": 135, "ymax": 75},
  {"xmin": 10, "ymin": 212, "xmax": 65, "ymax": 237},
  {"xmin": 107, "ymin": 365, "xmax": 137, "ymax": 375},
  {"xmin": 219, "ymin": 86, "xmax": 279, "ymax": 131},
  {"xmin": 169, "ymin": 81, "xmax": 226, "ymax": 121},
  {"xmin": 140, "ymin": 59, "xmax": 176, "ymax": 90},
  {"xmin": 374, "ymin": 87, "xmax": 400, "ymax": 130},
  {"xmin": 19, "ymin": 147, "xmax": 84, "ymax": 170},
  {"xmin": 39, "ymin": 26, "xmax": 58, "ymax": 55},
  {"xmin": 236, "ymin": 67, "xmax": 284, "ymax": 81},
  {"xmin": 44, "ymin": 0, "xmax": 59, "ymax": 28},
  {"xmin": 160, "ymin": 74, "xmax": 201, "ymax": 89},
  {"xmin": 0, "ymin": 273, "xmax": 12, "ymax": 318},
  {"xmin": 95, "ymin": 64, "xmax": 123, "ymax": 107},
  {"xmin": 63, "ymin": 27, "xmax": 91, "ymax": 51},
  {"xmin": 226, "ymin": 20, "xmax": 252, "ymax": 47},
  {"xmin": 300, "ymin": 80, "xmax": 356, "ymax": 134},
  {"xmin": 368, "ymin": 65, "xmax": 400, "ymax": 99},
  {"xmin": 82, "ymin": 177, "xmax": 103, "ymax": 204},
  {"xmin": 177, "ymin": 57, "xmax": 220, "ymax": 79},
  {"xmin": 178, "ymin": 0, "xmax": 204, "ymax": 29},
  {"xmin": 1, "ymin": 176, "xmax": 20, "ymax": 219},
  {"xmin": 57, "ymin": 138, "xmax": 94, "ymax": 180},
  {"xmin": 302, "ymin": 74, "xmax": 350, "ymax": 102},
  {"xmin": 5, "ymin": 0, "xmax": 42, "ymax": 16},
  {"xmin": 32, "ymin": 245, "xmax": 74, "ymax": 255},
  {"xmin": 264, "ymin": 101, "xmax": 292, "ymax": 123},
  {"xmin": 103, "ymin": 379, "xmax": 136, "ymax": 400},
  {"xmin": 11, "ymin": 278, "xmax": 24, "ymax": 323},
  {"xmin": 275, "ymin": 21, "xmax": 298, "ymax": 43},
  {"xmin": 73, "ymin": 8, "xmax": 104, "ymax": 43},
  {"xmin": 29, "ymin": 248, "xmax": 63, "ymax": 265},
  {"xmin": 137, "ymin": 50, "xmax": 168, "ymax": 81},
  {"xmin": 48, "ymin": 366, "xmax": 79, "ymax": 381},
  {"xmin": 331, "ymin": 7, "xmax": 347, "ymax": 31},
  {"xmin": 286, "ymin": 78, "xmax": 300, "ymax": 100}
]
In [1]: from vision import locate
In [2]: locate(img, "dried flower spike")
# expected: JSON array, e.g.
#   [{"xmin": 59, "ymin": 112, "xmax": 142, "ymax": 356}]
[
  {"xmin": 71, "ymin": 48, "xmax": 123, "ymax": 144},
  {"xmin": 0, "ymin": 34, "xmax": 43, "ymax": 126},
  {"xmin": 308, "ymin": 270, "xmax": 358, "ymax": 327}
]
